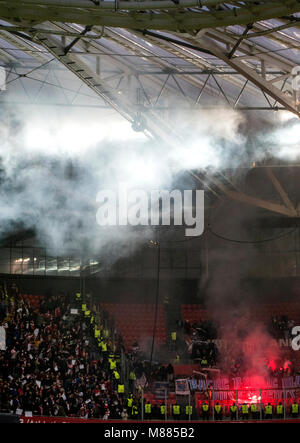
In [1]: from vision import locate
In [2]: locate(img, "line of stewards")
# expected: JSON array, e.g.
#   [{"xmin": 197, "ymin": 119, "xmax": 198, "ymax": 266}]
[
  {"xmin": 230, "ymin": 403, "xmax": 260, "ymax": 420},
  {"xmin": 200, "ymin": 401, "xmax": 299, "ymax": 421},
  {"xmin": 144, "ymin": 402, "xmax": 173, "ymax": 420},
  {"xmin": 143, "ymin": 403, "xmax": 194, "ymax": 420}
]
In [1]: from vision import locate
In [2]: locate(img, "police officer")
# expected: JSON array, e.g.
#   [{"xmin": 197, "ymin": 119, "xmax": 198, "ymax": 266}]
[
  {"xmin": 75, "ymin": 292, "xmax": 81, "ymax": 306},
  {"xmin": 250, "ymin": 403, "xmax": 259, "ymax": 420},
  {"xmin": 109, "ymin": 357, "xmax": 117, "ymax": 371},
  {"xmin": 202, "ymin": 402, "xmax": 210, "ymax": 420},
  {"xmin": 241, "ymin": 403, "xmax": 249, "ymax": 420},
  {"xmin": 291, "ymin": 401, "xmax": 299, "ymax": 418},
  {"xmin": 276, "ymin": 402, "xmax": 283, "ymax": 419},
  {"xmin": 172, "ymin": 403, "xmax": 181, "ymax": 420},
  {"xmin": 230, "ymin": 403, "xmax": 237, "ymax": 420},
  {"xmin": 129, "ymin": 370, "xmax": 136, "ymax": 392},
  {"xmin": 160, "ymin": 403, "xmax": 167, "ymax": 420},
  {"xmin": 117, "ymin": 383, "xmax": 125, "ymax": 398},
  {"xmin": 144, "ymin": 400, "xmax": 152, "ymax": 420},
  {"xmin": 100, "ymin": 340, "xmax": 108, "ymax": 360},
  {"xmin": 131, "ymin": 402, "xmax": 139, "ymax": 420},
  {"xmin": 94, "ymin": 327, "xmax": 100, "ymax": 340},
  {"xmin": 171, "ymin": 331, "xmax": 177, "ymax": 350},
  {"xmin": 214, "ymin": 402, "xmax": 222, "ymax": 421},
  {"xmin": 112, "ymin": 369, "xmax": 120, "ymax": 389},
  {"xmin": 185, "ymin": 404, "xmax": 193, "ymax": 420},
  {"xmin": 265, "ymin": 403, "xmax": 273, "ymax": 420},
  {"xmin": 200, "ymin": 356, "xmax": 208, "ymax": 368},
  {"xmin": 113, "ymin": 369, "xmax": 120, "ymax": 380},
  {"xmin": 127, "ymin": 393, "xmax": 133, "ymax": 409}
]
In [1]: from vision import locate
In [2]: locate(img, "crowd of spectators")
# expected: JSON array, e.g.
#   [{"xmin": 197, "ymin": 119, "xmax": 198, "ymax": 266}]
[
  {"xmin": 0, "ymin": 286, "xmax": 143, "ymax": 418},
  {"xmin": 2, "ymin": 284, "xmax": 300, "ymax": 420},
  {"xmin": 0, "ymin": 283, "xmax": 178, "ymax": 419},
  {"xmin": 180, "ymin": 319, "xmax": 219, "ymax": 368},
  {"xmin": 181, "ymin": 311, "xmax": 300, "ymax": 377}
]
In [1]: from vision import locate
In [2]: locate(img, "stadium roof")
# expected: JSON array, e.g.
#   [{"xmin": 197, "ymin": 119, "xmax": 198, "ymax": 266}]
[{"xmin": 0, "ymin": 1, "xmax": 298, "ymax": 137}]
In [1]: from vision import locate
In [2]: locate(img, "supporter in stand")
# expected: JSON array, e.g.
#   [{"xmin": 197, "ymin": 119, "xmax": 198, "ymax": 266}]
[
  {"xmin": 270, "ymin": 314, "xmax": 295, "ymax": 340},
  {"xmin": 189, "ymin": 328, "xmax": 219, "ymax": 368}
]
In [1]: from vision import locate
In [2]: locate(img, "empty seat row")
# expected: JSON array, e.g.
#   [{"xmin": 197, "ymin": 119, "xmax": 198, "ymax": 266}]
[{"xmin": 100, "ymin": 303, "xmax": 167, "ymax": 351}]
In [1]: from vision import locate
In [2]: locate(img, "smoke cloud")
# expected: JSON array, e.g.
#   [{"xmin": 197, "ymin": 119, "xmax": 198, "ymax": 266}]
[{"xmin": 0, "ymin": 99, "xmax": 299, "ymax": 263}]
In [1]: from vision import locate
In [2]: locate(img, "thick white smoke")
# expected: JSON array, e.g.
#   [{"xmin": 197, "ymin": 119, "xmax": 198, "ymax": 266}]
[
  {"xmin": 0, "ymin": 102, "xmax": 298, "ymax": 259},
  {"xmin": 261, "ymin": 117, "xmax": 300, "ymax": 161}
]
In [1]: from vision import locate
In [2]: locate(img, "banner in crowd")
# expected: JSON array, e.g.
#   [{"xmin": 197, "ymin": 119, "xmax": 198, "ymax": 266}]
[
  {"xmin": 209, "ymin": 338, "xmax": 294, "ymax": 351},
  {"xmin": 0, "ymin": 325, "xmax": 6, "ymax": 350},
  {"xmin": 188, "ymin": 375, "xmax": 300, "ymax": 391},
  {"xmin": 20, "ymin": 416, "xmax": 134, "ymax": 423},
  {"xmin": 175, "ymin": 379, "xmax": 190, "ymax": 396},
  {"xmin": 172, "ymin": 375, "xmax": 300, "ymax": 401},
  {"xmin": 153, "ymin": 381, "xmax": 169, "ymax": 399}
]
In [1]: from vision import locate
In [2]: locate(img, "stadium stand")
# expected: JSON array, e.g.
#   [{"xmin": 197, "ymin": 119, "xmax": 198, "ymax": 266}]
[
  {"xmin": 2, "ymin": 285, "xmax": 300, "ymax": 422},
  {"xmin": 100, "ymin": 303, "xmax": 167, "ymax": 352}
]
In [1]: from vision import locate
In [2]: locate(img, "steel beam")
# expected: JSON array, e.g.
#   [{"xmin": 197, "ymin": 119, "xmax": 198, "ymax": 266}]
[
  {"xmin": 0, "ymin": 0, "xmax": 293, "ymax": 12},
  {"xmin": 200, "ymin": 29, "xmax": 295, "ymax": 73},
  {"xmin": 48, "ymin": 23, "xmax": 207, "ymax": 106},
  {"xmin": 0, "ymin": 2, "xmax": 299, "ymax": 31},
  {"xmin": 30, "ymin": 32, "xmax": 180, "ymax": 140},
  {"xmin": 184, "ymin": 34, "xmax": 300, "ymax": 117},
  {"xmin": 0, "ymin": 30, "xmax": 49, "ymax": 62},
  {"xmin": 266, "ymin": 168, "xmax": 298, "ymax": 216},
  {"xmin": 206, "ymin": 175, "xmax": 297, "ymax": 217},
  {"xmin": 132, "ymin": 29, "xmax": 261, "ymax": 103}
]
